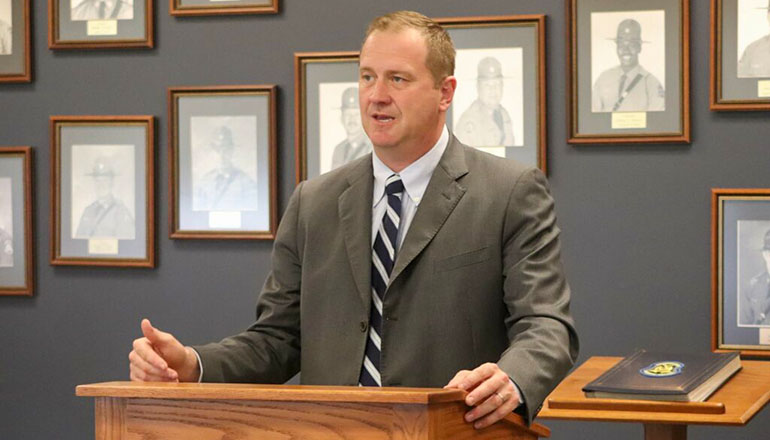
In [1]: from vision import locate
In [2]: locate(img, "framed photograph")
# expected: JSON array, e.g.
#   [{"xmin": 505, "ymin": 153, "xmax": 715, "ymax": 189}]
[
  {"xmin": 711, "ymin": 0, "xmax": 770, "ymax": 110},
  {"xmin": 439, "ymin": 15, "xmax": 547, "ymax": 173},
  {"xmin": 50, "ymin": 116, "xmax": 155, "ymax": 267},
  {"xmin": 294, "ymin": 51, "xmax": 361, "ymax": 182},
  {"xmin": 169, "ymin": 85, "xmax": 277, "ymax": 239},
  {"xmin": 567, "ymin": 0, "xmax": 690, "ymax": 144},
  {"xmin": 0, "ymin": 147, "xmax": 33, "ymax": 295},
  {"xmin": 169, "ymin": 0, "xmax": 276, "ymax": 16},
  {"xmin": 712, "ymin": 188, "xmax": 770, "ymax": 358},
  {"xmin": 0, "ymin": 0, "xmax": 31, "ymax": 82},
  {"xmin": 48, "ymin": 0, "xmax": 153, "ymax": 49}
]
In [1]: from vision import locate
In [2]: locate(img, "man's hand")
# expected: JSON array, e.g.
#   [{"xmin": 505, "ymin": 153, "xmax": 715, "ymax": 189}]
[
  {"xmin": 128, "ymin": 319, "xmax": 200, "ymax": 382},
  {"xmin": 444, "ymin": 363, "xmax": 521, "ymax": 429}
]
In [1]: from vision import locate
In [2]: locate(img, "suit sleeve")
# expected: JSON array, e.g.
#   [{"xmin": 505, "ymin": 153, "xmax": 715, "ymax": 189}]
[
  {"xmin": 192, "ymin": 183, "xmax": 305, "ymax": 383},
  {"xmin": 497, "ymin": 168, "xmax": 579, "ymax": 422}
]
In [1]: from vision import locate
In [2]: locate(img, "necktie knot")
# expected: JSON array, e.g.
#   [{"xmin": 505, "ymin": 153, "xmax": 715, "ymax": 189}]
[{"xmin": 385, "ymin": 174, "xmax": 404, "ymax": 196}]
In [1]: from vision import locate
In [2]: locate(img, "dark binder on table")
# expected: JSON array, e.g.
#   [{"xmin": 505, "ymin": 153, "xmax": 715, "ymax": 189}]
[{"xmin": 583, "ymin": 349, "xmax": 742, "ymax": 402}]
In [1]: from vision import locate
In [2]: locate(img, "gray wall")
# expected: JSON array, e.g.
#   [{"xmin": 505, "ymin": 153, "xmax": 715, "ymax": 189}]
[{"xmin": 1, "ymin": 1, "xmax": 768, "ymax": 439}]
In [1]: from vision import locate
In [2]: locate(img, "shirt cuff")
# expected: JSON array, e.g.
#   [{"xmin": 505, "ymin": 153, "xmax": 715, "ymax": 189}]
[
  {"xmin": 509, "ymin": 377, "xmax": 524, "ymax": 408},
  {"xmin": 190, "ymin": 347, "xmax": 204, "ymax": 383}
]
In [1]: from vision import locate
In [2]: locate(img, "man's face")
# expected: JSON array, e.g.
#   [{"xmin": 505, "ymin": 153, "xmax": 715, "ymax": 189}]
[
  {"xmin": 358, "ymin": 28, "xmax": 453, "ymax": 151},
  {"xmin": 341, "ymin": 107, "xmax": 363, "ymax": 137},
  {"xmin": 93, "ymin": 176, "xmax": 113, "ymax": 199},
  {"xmin": 215, "ymin": 147, "xmax": 234, "ymax": 170},
  {"xmin": 616, "ymin": 38, "xmax": 641, "ymax": 69},
  {"xmin": 478, "ymin": 77, "xmax": 503, "ymax": 108}
]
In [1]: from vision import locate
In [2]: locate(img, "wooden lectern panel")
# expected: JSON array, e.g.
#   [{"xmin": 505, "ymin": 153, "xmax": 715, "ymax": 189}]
[{"xmin": 78, "ymin": 382, "xmax": 549, "ymax": 440}]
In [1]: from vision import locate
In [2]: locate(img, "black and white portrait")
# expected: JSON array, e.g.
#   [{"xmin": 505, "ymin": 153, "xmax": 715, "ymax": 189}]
[
  {"xmin": 737, "ymin": 220, "xmax": 770, "ymax": 327},
  {"xmin": 0, "ymin": 0, "xmax": 12, "ymax": 55},
  {"xmin": 452, "ymin": 48, "xmax": 523, "ymax": 156},
  {"xmin": 191, "ymin": 116, "xmax": 259, "ymax": 212},
  {"xmin": 71, "ymin": 0, "xmax": 134, "ymax": 21},
  {"xmin": 0, "ymin": 177, "xmax": 13, "ymax": 267},
  {"xmin": 590, "ymin": 10, "xmax": 666, "ymax": 113},
  {"xmin": 71, "ymin": 144, "xmax": 136, "ymax": 240},
  {"xmin": 318, "ymin": 83, "xmax": 372, "ymax": 174},
  {"xmin": 737, "ymin": 0, "xmax": 770, "ymax": 78}
]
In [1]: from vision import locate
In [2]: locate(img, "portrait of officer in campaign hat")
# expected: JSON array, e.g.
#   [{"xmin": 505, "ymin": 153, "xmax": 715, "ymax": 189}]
[
  {"xmin": 455, "ymin": 56, "xmax": 516, "ymax": 149},
  {"xmin": 738, "ymin": 0, "xmax": 770, "ymax": 78},
  {"xmin": 193, "ymin": 124, "xmax": 258, "ymax": 212},
  {"xmin": 592, "ymin": 18, "xmax": 665, "ymax": 113},
  {"xmin": 740, "ymin": 228, "xmax": 770, "ymax": 327},
  {"xmin": 75, "ymin": 156, "xmax": 135, "ymax": 240},
  {"xmin": 330, "ymin": 87, "xmax": 372, "ymax": 170}
]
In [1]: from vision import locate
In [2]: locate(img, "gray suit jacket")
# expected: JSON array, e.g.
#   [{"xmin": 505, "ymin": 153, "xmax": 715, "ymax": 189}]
[{"xmin": 194, "ymin": 135, "xmax": 579, "ymax": 422}]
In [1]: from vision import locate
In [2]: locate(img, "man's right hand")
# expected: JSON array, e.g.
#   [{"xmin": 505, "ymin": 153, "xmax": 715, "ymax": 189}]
[{"xmin": 128, "ymin": 318, "xmax": 200, "ymax": 382}]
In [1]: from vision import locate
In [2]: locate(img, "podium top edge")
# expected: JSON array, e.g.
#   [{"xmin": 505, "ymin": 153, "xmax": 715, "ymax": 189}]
[{"xmin": 75, "ymin": 382, "xmax": 467, "ymax": 404}]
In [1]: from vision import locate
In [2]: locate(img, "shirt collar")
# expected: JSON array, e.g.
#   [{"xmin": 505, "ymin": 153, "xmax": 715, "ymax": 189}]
[{"xmin": 372, "ymin": 125, "xmax": 449, "ymax": 207}]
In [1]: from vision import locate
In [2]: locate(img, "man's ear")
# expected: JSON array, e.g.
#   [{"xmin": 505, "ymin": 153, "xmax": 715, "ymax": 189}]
[{"xmin": 439, "ymin": 76, "xmax": 457, "ymax": 112}]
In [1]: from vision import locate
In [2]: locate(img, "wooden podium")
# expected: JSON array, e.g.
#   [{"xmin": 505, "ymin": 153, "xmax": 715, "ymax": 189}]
[
  {"xmin": 76, "ymin": 382, "xmax": 550, "ymax": 439},
  {"xmin": 537, "ymin": 357, "xmax": 770, "ymax": 440}
]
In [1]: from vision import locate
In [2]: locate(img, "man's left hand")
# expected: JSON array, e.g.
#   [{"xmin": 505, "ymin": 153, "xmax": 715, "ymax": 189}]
[{"xmin": 444, "ymin": 362, "xmax": 520, "ymax": 429}]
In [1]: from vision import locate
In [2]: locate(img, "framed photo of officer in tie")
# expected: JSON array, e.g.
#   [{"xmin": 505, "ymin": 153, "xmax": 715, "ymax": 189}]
[
  {"xmin": 50, "ymin": 116, "xmax": 154, "ymax": 267},
  {"xmin": 712, "ymin": 188, "xmax": 770, "ymax": 359},
  {"xmin": 711, "ymin": 0, "xmax": 770, "ymax": 110},
  {"xmin": 294, "ymin": 51, "xmax": 361, "ymax": 182},
  {"xmin": 0, "ymin": 0, "xmax": 30, "ymax": 82},
  {"xmin": 0, "ymin": 147, "xmax": 33, "ymax": 295},
  {"xmin": 168, "ymin": 85, "xmax": 277, "ymax": 240},
  {"xmin": 567, "ymin": 0, "xmax": 691, "ymax": 144},
  {"xmin": 48, "ymin": 0, "xmax": 152, "ymax": 49},
  {"xmin": 438, "ymin": 14, "xmax": 547, "ymax": 173}
]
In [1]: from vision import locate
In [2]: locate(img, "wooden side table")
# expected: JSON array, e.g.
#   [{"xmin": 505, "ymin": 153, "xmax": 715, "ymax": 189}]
[{"xmin": 537, "ymin": 356, "xmax": 770, "ymax": 440}]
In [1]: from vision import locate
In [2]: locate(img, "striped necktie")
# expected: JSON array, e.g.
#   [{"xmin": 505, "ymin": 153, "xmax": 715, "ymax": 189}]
[{"xmin": 359, "ymin": 174, "xmax": 404, "ymax": 386}]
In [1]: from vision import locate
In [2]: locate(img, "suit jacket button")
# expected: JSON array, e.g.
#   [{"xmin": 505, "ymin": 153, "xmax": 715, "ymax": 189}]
[{"xmin": 360, "ymin": 321, "xmax": 368, "ymax": 332}]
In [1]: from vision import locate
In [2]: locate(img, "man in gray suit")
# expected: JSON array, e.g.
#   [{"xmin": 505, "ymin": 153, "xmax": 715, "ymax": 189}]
[{"xmin": 129, "ymin": 11, "xmax": 577, "ymax": 428}]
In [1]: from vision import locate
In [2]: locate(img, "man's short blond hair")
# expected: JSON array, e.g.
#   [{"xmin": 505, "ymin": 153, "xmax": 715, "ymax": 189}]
[{"xmin": 363, "ymin": 11, "xmax": 455, "ymax": 87}]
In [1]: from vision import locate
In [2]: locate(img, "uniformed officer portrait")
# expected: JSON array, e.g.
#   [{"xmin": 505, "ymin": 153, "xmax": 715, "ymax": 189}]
[
  {"xmin": 0, "ymin": 177, "xmax": 12, "ymax": 268},
  {"xmin": 73, "ymin": 154, "xmax": 135, "ymax": 240},
  {"xmin": 318, "ymin": 83, "xmax": 373, "ymax": 174},
  {"xmin": 737, "ymin": 0, "xmax": 770, "ymax": 78},
  {"xmin": 738, "ymin": 224, "xmax": 770, "ymax": 327},
  {"xmin": 452, "ymin": 48, "xmax": 523, "ymax": 155},
  {"xmin": 71, "ymin": 0, "xmax": 133, "ymax": 21},
  {"xmin": 191, "ymin": 118, "xmax": 259, "ymax": 212},
  {"xmin": 330, "ymin": 87, "xmax": 372, "ymax": 171},
  {"xmin": 0, "ymin": 0, "xmax": 12, "ymax": 55},
  {"xmin": 591, "ymin": 11, "xmax": 666, "ymax": 113}
]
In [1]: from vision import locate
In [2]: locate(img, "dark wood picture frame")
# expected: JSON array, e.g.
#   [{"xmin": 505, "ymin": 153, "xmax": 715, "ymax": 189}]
[
  {"xmin": 712, "ymin": 188, "xmax": 770, "ymax": 359},
  {"xmin": 566, "ymin": 0, "xmax": 691, "ymax": 144},
  {"xmin": 0, "ymin": 146, "xmax": 34, "ymax": 295},
  {"xmin": 169, "ymin": 0, "xmax": 277, "ymax": 16},
  {"xmin": 50, "ymin": 116, "xmax": 155, "ymax": 267},
  {"xmin": 710, "ymin": 0, "xmax": 770, "ymax": 111},
  {"xmin": 0, "ymin": 0, "xmax": 32, "ymax": 82},
  {"xmin": 48, "ymin": 0, "xmax": 154, "ymax": 49},
  {"xmin": 168, "ymin": 85, "xmax": 278, "ymax": 240}
]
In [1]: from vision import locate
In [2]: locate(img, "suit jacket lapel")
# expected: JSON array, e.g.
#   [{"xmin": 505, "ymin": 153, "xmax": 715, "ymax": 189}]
[
  {"xmin": 338, "ymin": 157, "xmax": 375, "ymax": 311},
  {"xmin": 389, "ymin": 135, "xmax": 469, "ymax": 284}
]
